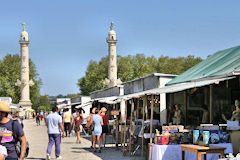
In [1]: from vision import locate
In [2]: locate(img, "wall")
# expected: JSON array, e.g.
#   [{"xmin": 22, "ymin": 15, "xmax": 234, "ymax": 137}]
[
  {"xmin": 159, "ymin": 77, "xmax": 176, "ymax": 124},
  {"xmin": 90, "ymin": 85, "xmax": 124, "ymax": 99},
  {"xmin": 124, "ymin": 76, "xmax": 160, "ymax": 95}
]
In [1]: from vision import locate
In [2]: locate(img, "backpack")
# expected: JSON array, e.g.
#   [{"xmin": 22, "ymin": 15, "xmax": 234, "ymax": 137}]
[{"xmin": 12, "ymin": 120, "xmax": 29, "ymax": 157}]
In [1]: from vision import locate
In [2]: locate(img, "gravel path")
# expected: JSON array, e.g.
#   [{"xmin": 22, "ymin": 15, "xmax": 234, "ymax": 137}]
[{"xmin": 23, "ymin": 119, "xmax": 139, "ymax": 160}]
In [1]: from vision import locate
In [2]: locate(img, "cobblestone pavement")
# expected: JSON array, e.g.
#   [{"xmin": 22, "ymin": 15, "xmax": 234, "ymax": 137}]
[{"xmin": 23, "ymin": 119, "xmax": 143, "ymax": 160}]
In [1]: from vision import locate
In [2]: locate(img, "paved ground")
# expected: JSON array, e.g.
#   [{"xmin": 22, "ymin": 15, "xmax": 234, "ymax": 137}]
[{"xmin": 23, "ymin": 119, "xmax": 143, "ymax": 160}]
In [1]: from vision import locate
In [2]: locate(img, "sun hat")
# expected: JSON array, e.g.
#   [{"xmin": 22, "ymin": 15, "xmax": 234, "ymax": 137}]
[
  {"xmin": 101, "ymin": 107, "xmax": 107, "ymax": 112},
  {"xmin": 0, "ymin": 101, "xmax": 11, "ymax": 113}
]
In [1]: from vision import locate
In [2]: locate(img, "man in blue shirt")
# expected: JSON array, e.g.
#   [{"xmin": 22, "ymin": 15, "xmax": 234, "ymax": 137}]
[{"xmin": 46, "ymin": 106, "xmax": 65, "ymax": 160}]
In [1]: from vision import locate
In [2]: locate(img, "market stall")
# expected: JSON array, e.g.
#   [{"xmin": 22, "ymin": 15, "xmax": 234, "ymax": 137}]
[{"xmin": 149, "ymin": 143, "xmax": 233, "ymax": 160}]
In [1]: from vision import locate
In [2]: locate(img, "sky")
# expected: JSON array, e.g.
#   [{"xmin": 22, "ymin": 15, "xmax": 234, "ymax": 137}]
[{"xmin": 0, "ymin": 0, "xmax": 240, "ymax": 96}]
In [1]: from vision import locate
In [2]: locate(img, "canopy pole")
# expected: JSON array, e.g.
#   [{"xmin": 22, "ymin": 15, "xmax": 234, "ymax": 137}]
[
  {"xmin": 150, "ymin": 95, "xmax": 154, "ymax": 144},
  {"xmin": 210, "ymin": 85, "xmax": 213, "ymax": 123},
  {"xmin": 184, "ymin": 91, "xmax": 187, "ymax": 125},
  {"xmin": 123, "ymin": 100, "xmax": 127, "ymax": 154},
  {"xmin": 136, "ymin": 99, "xmax": 139, "ymax": 122},
  {"xmin": 141, "ymin": 95, "xmax": 146, "ymax": 157},
  {"xmin": 115, "ymin": 103, "xmax": 119, "ymax": 148},
  {"xmin": 129, "ymin": 98, "xmax": 134, "ymax": 155}
]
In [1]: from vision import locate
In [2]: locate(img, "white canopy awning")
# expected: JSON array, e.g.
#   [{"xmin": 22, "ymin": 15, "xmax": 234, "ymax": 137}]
[
  {"xmin": 10, "ymin": 103, "xmax": 21, "ymax": 109},
  {"xmin": 75, "ymin": 101, "xmax": 92, "ymax": 109},
  {"xmin": 119, "ymin": 76, "xmax": 235, "ymax": 100},
  {"xmin": 97, "ymin": 96, "xmax": 119, "ymax": 104}
]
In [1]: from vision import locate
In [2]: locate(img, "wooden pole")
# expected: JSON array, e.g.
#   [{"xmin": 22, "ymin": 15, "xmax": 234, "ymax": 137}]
[
  {"xmin": 146, "ymin": 96, "xmax": 148, "ymax": 120},
  {"xmin": 123, "ymin": 100, "xmax": 127, "ymax": 153},
  {"xmin": 141, "ymin": 95, "xmax": 146, "ymax": 157},
  {"xmin": 184, "ymin": 91, "xmax": 187, "ymax": 125},
  {"xmin": 115, "ymin": 103, "xmax": 119, "ymax": 148},
  {"xmin": 210, "ymin": 85, "xmax": 213, "ymax": 123},
  {"xmin": 129, "ymin": 99, "xmax": 134, "ymax": 155},
  {"xmin": 150, "ymin": 95, "xmax": 154, "ymax": 144},
  {"xmin": 136, "ymin": 99, "xmax": 139, "ymax": 121}
]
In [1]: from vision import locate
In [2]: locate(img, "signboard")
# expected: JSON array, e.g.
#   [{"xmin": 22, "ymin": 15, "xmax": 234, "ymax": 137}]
[{"xmin": 111, "ymin": 110, "xmax": 119, "ymax": 116}]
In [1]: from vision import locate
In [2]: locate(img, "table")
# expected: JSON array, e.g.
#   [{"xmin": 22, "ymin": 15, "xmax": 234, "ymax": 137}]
[
  {"xmin": 181, "ymin": 144, "xmax": 225, "ymax": 160},
  {"xmin": 148, "ymin": 143, "xmax": 232, "ymax": 160}
]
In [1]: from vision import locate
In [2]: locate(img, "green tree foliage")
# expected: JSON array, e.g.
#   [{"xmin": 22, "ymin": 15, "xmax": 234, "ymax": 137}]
[
  {"xmin": 0, "ymin": 54, "xmax": 42, "ymax": 108},
  {"xmin": 37, "ymin": 105, "xmax": 51, "ymax": 112},
  {"xmin": 67, "ymin": 94, "xmax": 80, "ymax": 98},
  {"xmin": 56, "ymin": 94, "xmax": 66, "ymax": 98},
  {"xmin": 38, "ymin": 95, "xmax": 51, "ymax": 108},
  {"xmin": 78, "ymin": 54, "xmax": 203, "ymax": 95}
]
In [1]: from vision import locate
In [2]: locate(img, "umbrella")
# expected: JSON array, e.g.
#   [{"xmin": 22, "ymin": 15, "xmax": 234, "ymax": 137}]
[{"xmin": 25, "ymin": 108, "xmax": 34, "ymax": 112}]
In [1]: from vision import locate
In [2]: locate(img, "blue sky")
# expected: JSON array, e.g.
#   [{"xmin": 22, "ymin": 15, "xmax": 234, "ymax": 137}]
[{"xmin": 0, "ymin": 0, "xmax": 240, "ymax": 96}]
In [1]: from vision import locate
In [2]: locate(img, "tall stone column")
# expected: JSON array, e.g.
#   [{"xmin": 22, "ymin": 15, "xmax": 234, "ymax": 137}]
[
  {"xmin": 15, "ymin": 23, "xmax": 34, "ymax": 108},
  {"xmin": 105, "ymin": 22, "xmax": 122, "ymax": 87}
]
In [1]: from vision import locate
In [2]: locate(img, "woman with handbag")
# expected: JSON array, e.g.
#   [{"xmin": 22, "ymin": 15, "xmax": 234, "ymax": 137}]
[{"xmin": 86, "ymin": 107, "xmax": 97, "ymax": 148}]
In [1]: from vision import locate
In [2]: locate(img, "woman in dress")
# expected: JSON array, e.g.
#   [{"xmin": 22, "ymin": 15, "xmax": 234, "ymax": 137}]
[
  {"xmin": 92, "ymin": 109, "xmax": 103, "ymax": 153},
  {"xmin": 87, "ymin": 107, "xmax": 97, "ymax": 148},
  {"xmin": 72, "ymin": 111, "xmax": 83, "ymax": 143}
]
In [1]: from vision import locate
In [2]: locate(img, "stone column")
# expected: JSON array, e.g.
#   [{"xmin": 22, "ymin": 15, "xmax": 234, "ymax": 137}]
[
  {"xmin": 104, "ymin": 22, "xmax": 122, "ymax": 87},
  {"xmin": 15, "ymin": 23, "xmax": 34, "ymax": 108}
]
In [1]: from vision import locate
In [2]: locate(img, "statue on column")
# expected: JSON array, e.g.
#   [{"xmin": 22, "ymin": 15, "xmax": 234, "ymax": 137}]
[{"xmin": 21, "ymin": 22, "xmax": 26, "ymax": 31}]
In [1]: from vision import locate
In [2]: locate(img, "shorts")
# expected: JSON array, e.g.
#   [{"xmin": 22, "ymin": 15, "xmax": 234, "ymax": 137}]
[
  {"xmin": 75, "ymin": 125, "xmax": 82, "ymax": 132},
  {"xmin": 102, "ymin": 125, "xmax": 108, "ymax": 134}
]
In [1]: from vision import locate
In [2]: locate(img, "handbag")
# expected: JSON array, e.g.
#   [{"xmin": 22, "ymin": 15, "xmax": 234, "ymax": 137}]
[
  {"xmin": 86, "ymin": 116, "xmax": 92, "ymax": 128},
  {"xmin": 90, "ymin": 121, "xmax": 95, "ymax": 131}
]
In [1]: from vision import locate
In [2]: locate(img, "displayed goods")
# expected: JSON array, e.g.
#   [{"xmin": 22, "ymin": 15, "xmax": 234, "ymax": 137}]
[
  {"xmin": 157, "ymin": 135, "xmax": 169, "ymax": 145},
  {"xmin": 203, "ymin": 131, "xmax": 210, "ymax": 146},
  {"xmin": 193, "ymin": 130, "xmax": 199, "ymax": 144},
  {"xmin": 154, "ymin": 129, "xmax": 160, "ymax": 144},
  {"xmin": 162, "ymin": 126, "xmax": 178, "ymax": 133},
  {"xmin": 154, "ymin": 129, "xmax": 169, "ymax": 145},
  {"xmin": 180, "ymin": 132, "xmax": 192, "ymax": 144},
  {"xmin": 210, "ymin": 133, "xmax": 220, "ymax": 144}
]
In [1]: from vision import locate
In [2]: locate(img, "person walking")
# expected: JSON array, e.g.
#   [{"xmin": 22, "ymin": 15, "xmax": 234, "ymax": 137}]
[
  {"xmin": 86, "ymin": 107, "xmax": 97, "ymax": 148},
  {"xmin": 72, "ymin": 111, "xmax": 83, "ymax": 143},
  {"xmin": 36, "ymin": 112, "xmax": 40, "ymax": 126},
  {"xmin": 46, "ymin": 106, "xmax": 65, "ymax": 160},
  {"xmin": 92, "ymin": 109, "xmax": 103, "ymax": 153},
  {"xmin": 40, "ymin": 110, "xmax": 43, "ymax": 121},
  {"xmin": 63, "ymin": 108, "xmax": 72, "ymax": 137},
  {"xmin": 100, "ymin": 107, "xmax": 109, "ymax": 147},
  {"xmin": 71, "ymin": 109, "xmax": 77, "ymax": 136},
  {"xmin": 0, "ymin": 101, "xmax": 26, "ymax": 160}
]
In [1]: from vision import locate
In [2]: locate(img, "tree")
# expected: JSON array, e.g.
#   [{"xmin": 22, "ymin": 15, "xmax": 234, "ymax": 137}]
[
  {"xmin": 56, "ymin": 94, "xmax": 66, "ymax": 98},
  {"xmin": 38, "ymin": 95, "xmax": 51, "ymax": 107},
  {"xmin": 37, "ymin": 105, "xmax": 51, "ymax": 112},
  {"xmin": 0, "ymin": 54, "xmax": 42, "ymax": 108},
  {"xmin": 78, "ymin": 54, "xmax": 203, "ymax": 95},
  {"xmin": 67, "ymin": 94, "xmax": 80, "ymax": 98}
]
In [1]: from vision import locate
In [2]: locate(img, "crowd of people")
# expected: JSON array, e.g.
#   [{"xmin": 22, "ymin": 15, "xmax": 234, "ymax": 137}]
[
  {"xmin": 44, "ymin": 105, "xmax": 109, "ymax": 159},
  {"xmin": 0, "ymin": 102, "xmax": 111, "ymax": 160}
]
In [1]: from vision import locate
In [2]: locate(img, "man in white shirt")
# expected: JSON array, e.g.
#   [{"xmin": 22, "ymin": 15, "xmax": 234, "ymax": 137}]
[{"xmin": 46, "ymin": 107, "xmax": 65, "ymax": 160}]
